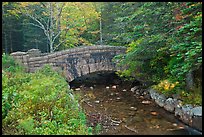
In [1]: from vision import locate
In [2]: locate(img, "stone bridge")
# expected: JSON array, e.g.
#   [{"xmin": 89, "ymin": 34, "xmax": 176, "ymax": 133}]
[{"xmin": 11, "ymin": 45, "xmax": 126, "ymax": 82}]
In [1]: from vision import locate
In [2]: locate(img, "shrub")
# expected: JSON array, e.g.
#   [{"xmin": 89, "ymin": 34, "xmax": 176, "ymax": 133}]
[
  {"xmin": 2, "ymin": 53, "xmax": 24, "ymax": 73},
  {"xmin": 2, "ymin": 63, "xmax": 92, "ymax": 135}
]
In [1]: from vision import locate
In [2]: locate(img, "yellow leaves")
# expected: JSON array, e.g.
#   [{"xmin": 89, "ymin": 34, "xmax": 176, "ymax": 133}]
[
  {"xmin": 42, "ymin": 11, "xmax": 48, "ymax": 16},
  {"xmin": 7, "ymin": 9, "xmax": 20, "ymax": 17},
  {"xmin": 19, "ymin": 2, "xmax": 40, "ymax": 8},
  {"xmin": 170, "ymin": 84, "xmax": 175, "ymax": 89},
  {"xmin": 19, "ymin": 2, "xmax": 30, "ymax": 7},
  {"xmin": 194, "ymin": 13, "xmax": 202, "ymax": 19},
  {"xmin": 156, "ymin": 79, "xmax": 179, "ymax": 91},
  {"xmin": 90, "ymin": 30, "xmax": 100, "ymax": 34},
  {"xmin": 189, "ymin": 2, "xmax": 201, "ymax": 8},
  {"xmin": 127, "ymin": 38, "xmax": 144, "ymax": 52},
  {"xmin": 61, "ymin": 25, "xmax": 67, "ymax": 30},
  {"xmin": 2, "ymin": 2, "xmax": 9, "ymax": 6}
]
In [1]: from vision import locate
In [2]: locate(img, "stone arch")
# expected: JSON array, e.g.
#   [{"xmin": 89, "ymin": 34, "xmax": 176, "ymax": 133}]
[{"xmin": 10, "ymin": 45, "xmax": 127, "ymax": 82}]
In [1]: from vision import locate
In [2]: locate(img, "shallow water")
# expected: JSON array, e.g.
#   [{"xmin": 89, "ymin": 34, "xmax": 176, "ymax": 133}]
[{"xmin": 72, "ymin": 83, "xmax": 191, "ymax": 135}]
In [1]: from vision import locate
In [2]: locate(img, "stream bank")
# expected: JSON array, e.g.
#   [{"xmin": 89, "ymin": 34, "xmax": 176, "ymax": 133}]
[{"xmin": 70, "ymin": 72, "xmax": 201, "ymax": 135}]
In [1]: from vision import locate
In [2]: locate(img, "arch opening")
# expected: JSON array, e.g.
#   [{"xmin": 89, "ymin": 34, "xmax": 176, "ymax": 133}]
[
  {"xmin": 69, "ymin": 70, "xmax": 142, "ymax": 89},
  {"xmin": 69, "ymin": 71, "xmax": 123, "ymax": 89}
]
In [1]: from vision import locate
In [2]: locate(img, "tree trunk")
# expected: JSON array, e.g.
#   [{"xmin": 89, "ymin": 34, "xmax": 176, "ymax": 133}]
[
  {"xmin": 100, "ymin": 11, "xmax": 102, "ymax": 45},
  {"xmin": 100, "ymin": 7, "xmax": 103, "ymax": 45},
  {"xmin": 2, "ymin": 6, "xmax": 8, "ymax": 54},
  {"xmin": 186, "ymin": 70, "xmax": 194, "ymax": 91},
  {"xmin": 9, "ymin": 31, "xmax": 13, "ymax": 52},
  {"xmin": 49, "ymin": 2, "xmax": 54, "ymax": 53},
  {"xmin": 4, "ymin": 32, "xmax": 8, "ymax": 54}
]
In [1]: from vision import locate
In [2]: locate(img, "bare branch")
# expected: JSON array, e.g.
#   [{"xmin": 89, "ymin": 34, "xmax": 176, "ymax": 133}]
[
  {"xmin": 53, "ymin": 39, "xmax": 67, "ymax": 51},
  {"xmin": 25, "ymin": 11, "xmax": 46, "ymax": 31},
  {"xmin": 52, "ymin": 30, "xmax": 63, "ymax": 43},
  {"xmin": 26, "ymin": 23, "xmax": 44, "ymax": 29}
]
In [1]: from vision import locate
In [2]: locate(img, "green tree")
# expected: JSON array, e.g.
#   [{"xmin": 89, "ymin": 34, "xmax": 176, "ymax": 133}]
[
  {"xmin": 167, "ymin": 2, "xmax": 202, "ymax": 88},
  {"xmin": 114, "ymin": 2, "xmax": 178, "ymax": 83},
  {"xmin": 2, "ymin": 2, "xmax": 24, "ymax": 53},
  {"xmin": 2, "ymin": 2, "xmax": 100, "ymax": 53}
]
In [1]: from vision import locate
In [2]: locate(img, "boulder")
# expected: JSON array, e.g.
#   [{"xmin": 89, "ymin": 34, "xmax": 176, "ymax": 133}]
[
  {"xmin": 142, "ymin": 100, "xmax": 151, "ymax": 104},
  {"xmin": 148, "ymin": 88, "xmax": 159, "ymax": 100},
  {"xmin": 164, "ymin": 98, "xmax": 176, "ymax": 113},
  {"xmin": 144, "ymin": 94, "xmax": 151, "ymax": 99},
  {"xmin": 129, "ymin": 107, "xmax": 137, "ymax": 111},
  {"xmin": 131, "ymin": 86, "xmax": 138, "ymax": 92},
  {"xmin": 180, "ymin": 104, "xmax": 193, "ymax": 125},
  {"xmin": 155, "ymin": 94, "xmax": 166, "ymax": 107},
  {"xmin": 175, "ymin": 106, "xmax": 183, "ymax": 118},
  {"xmin": 192, "ymin": 106, "xmax": 202, "ymax": 116},
  {"xmin": 112, "ymin": 85, "xmax": 117, "ymax": 89}
]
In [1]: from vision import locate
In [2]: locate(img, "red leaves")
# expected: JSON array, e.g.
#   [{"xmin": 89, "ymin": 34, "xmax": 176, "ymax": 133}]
[{"xmin": 175, "ymin": 25, "xmax": 183, "ymax": 30}]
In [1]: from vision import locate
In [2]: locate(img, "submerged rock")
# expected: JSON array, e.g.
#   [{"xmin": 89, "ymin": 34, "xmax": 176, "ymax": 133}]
[
  {"xmin": 129, "ymin": 107, "xmax": 137, "ymax": 111},
  {"xmin": 131, "ymin": 86, "xmax": 138, "ymax": 92},
  {"xmin": 128, "ymin": 111, "xmax": 136, "ymax": 116},
  {"xmin": 90, "ymin": 86, "xmax": 94, "ymax": 90},
  {"xmin": 95, "ymin": 100, "xmax": 100, "ymax": 103},
  {"xmin": 112, "ymin": 85, "xmax": 117, "ymax": 89},
  {"xmin": 150, "ymin": 111, "xmax": 158, "ymax": 116},
  {"xmin": 142, "ymin": 100, "xmax": 151, "ymax": 104},
  {"xmin": 75, "ymin": 88, "xmax": 80, "ymax": 91}
]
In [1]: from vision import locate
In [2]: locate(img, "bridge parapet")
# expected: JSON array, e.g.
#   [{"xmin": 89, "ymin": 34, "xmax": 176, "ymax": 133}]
[{"xmin": 10, "ymin": 45, "xmax": 126, "ymax": 82}]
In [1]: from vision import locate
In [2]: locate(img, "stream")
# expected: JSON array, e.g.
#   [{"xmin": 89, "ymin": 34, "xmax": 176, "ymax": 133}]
[{"xmin": 70, "ymin": 72, "xmax": 191, "ymax": 135}]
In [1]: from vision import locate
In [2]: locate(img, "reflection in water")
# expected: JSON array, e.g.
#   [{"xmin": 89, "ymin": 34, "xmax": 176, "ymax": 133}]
[{"xmin": 70, "ymin": 72, "xmax": 193, "ymax": 135}]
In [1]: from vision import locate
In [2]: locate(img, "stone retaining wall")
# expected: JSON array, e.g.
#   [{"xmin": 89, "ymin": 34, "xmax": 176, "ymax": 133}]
[{"xmin": 148, "ymin": 88, "xmax": 202, "ymax": 132}]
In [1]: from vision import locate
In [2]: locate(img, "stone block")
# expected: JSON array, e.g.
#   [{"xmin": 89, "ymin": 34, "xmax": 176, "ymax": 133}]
[
  {"xmin": 75, "ymin": 65, "xmax": 82, "ymax": 77},
  {"xmin": 89, "ymin": 64, "xmax": 97, "ymax": 73},
  {"xmin": 192, "ymin": 106, "xmax": 202, "ymax": 116},
  {"xmin": 10, "ymin": 51, "xmax": 27, "ymax": 56},
  {"xmin": 155, "ymin": 94, "xmax": 166, "ymax": 107},
  {"xmin": 175, "ymin": 106, "xmax": 183, "ymax": 118},
  {"xmin": 29, "ymin": 56, "xmax": 42, "ymax": 62},
  {"xmin": 47, "ymin": 53, "xmax": 58, "ymax": 58},
  {"xmin": 33, "ymin": 63, "xmax": 41, "ymax": 67},
  {"xmin": 81, "ymin": 65, "xmax": 89, "ymax": 76},
  {"xmin": 164, "ymin": 98, "xmax": 176, "ymax": 113},
  {"xmin": 148, "ymin": 88, "xmax": 159, "ymax": 100},
  {"xmin": 131, "ymin": 86, "xmax": 138, "ymax": 92},
  {"xmin": 180, "ymin": 104, "xmax": 193, "ymax": 125}
]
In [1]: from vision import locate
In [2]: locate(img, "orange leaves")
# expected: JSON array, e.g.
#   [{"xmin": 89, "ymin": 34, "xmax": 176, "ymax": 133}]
[{"xmin": 175, "ymin": 14, "xmax": 183, "ymax": 21}]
